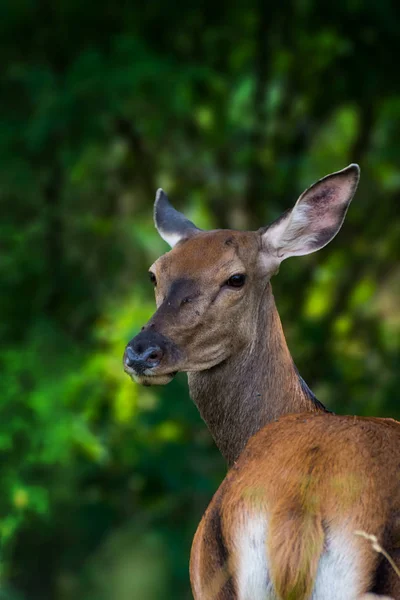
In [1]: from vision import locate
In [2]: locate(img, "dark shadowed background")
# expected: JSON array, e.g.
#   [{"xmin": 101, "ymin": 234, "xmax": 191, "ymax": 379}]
[{"xmin": 1, "ymin": 1, "xmax": 399, "ymax": 598}]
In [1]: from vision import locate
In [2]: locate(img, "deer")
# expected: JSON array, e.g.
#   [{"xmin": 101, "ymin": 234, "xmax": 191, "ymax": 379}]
[{"xmin": 123, "ymin": 164, "xmax": 400, "ymax": 600}]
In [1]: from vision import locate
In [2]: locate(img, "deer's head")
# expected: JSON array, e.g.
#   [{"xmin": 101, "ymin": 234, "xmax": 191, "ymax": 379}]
[{"xmin": 124, "ymin": 165, "xmax": 359, "ymax": 385}]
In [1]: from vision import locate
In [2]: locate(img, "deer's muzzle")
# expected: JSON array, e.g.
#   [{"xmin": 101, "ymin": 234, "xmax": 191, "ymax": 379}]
[{"xmin": 124, "ymin": 329, "xmax": 179, "ymax": 384}]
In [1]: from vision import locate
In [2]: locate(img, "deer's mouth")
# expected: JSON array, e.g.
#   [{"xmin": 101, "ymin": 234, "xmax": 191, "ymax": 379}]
[{"xmin": 126, "ymin": 369, "xmax": 178, "ymax": 386}]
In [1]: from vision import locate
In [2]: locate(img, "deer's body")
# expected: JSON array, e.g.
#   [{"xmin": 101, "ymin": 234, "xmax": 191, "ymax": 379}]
[
  {"xmin": 124, "ymin": 165, "xmax": 400, "ymax": 599},
  {"xmin": 187, "ymin": 269, "xmax": 400, "ymax": 599},
  {"xmin": 191, "ymin": 414, "xmax": 400, "ymax": 599}
]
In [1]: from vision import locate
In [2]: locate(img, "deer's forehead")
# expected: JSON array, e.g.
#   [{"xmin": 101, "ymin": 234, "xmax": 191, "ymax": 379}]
[{"xmin": 156, "ymin": 231, "xmax": 259, "ymax": 277}]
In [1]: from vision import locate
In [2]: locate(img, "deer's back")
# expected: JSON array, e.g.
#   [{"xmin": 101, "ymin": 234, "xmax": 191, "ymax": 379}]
[{"xmin": 190, "ymin": 413, "xmax": 400, "ymax": 600}]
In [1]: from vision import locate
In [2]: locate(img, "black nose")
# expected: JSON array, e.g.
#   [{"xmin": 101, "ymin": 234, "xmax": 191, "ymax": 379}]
[
  {"xmin": 124, "ymin": 331, "xmax": 166, "ymax": 374},
  {"xmin": 124, "ymin": 344, "xmax": 163, "ymax": 368}
]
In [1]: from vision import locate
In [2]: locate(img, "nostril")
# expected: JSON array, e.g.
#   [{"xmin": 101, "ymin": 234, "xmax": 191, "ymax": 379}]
[
  {"xmin": 143, "ymin": 345, "xmax": 163, "ymax": 365},
  {"xmin": 124, "ymin": 346, "xmax": 136, "ymax": 368}
]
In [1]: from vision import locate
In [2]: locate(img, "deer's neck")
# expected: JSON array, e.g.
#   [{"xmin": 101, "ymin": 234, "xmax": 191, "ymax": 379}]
[{"xmin": 188, "ymin": 283, "xmax": 326, "ymax": 466}]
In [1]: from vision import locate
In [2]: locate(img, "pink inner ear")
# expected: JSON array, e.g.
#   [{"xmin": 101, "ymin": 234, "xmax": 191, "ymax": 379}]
[
  {"xmin": 306, "ymin": 186, "xmax": 336, "ymax": 215},
  {"xmin": 303, "ymin": 184, "xmax": 348, "ymax": 229},
  {"xmin": 263, "ymin": 165, "xmax": 359, "ymax": 260}
]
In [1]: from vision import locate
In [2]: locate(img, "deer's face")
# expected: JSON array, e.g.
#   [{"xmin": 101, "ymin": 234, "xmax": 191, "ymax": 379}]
[
  {"xmin": 124, "ymin": 164, "xmax": 360, "ymax": 385},
  {"xmin": 125, "ymin": 230, "xmax": 266, "ymax": 385}
]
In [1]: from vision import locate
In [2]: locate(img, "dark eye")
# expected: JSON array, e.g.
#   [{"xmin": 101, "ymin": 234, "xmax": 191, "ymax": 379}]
[
  {"xmin": 149, "ymin": 272, "xmax": 157, "ymax": 286},
  {"xmin": 226, "ymin": 274, "xmax": 246, "ymax": 288}
]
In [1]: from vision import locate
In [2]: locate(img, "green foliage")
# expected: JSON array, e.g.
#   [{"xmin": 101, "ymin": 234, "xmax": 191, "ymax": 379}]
[{"xmin": 1, "ymin": 1, "xmax": 399, "ymax": 598}]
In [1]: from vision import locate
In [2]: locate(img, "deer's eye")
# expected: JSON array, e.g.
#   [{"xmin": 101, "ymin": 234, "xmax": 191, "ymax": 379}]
[
  {"xmin": 149, "ymin": 272, "xmax": 157, "ymax": 286},
  {"xmin": 226, "ymin": 274, "xmax": 246, "ymax": 288}
]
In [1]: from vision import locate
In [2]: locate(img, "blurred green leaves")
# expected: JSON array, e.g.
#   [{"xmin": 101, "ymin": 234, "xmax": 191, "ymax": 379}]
[{"xmin": 1, "ymin": 1, "xmax": 399, "ymax": 598}]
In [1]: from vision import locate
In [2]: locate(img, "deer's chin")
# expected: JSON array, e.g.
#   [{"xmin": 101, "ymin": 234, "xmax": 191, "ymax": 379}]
[{"xmin": 130, "ymin": 372, "xmax": 177, "ymax": 386}]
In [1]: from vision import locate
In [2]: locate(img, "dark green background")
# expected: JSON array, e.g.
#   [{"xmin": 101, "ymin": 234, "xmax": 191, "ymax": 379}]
[{"xmin": 1, "ymin": 1, "xmax": 399, "ymax": 598}]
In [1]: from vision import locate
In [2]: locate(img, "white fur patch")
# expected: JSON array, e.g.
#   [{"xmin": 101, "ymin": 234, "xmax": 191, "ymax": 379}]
[
  {"xmin": 157, "ymin": 227, "xmax": 183, "ymax": 248},
  {"xmin": 236, "ymin": 514, "xmax": 277, "ymax": 600},
  {"xmin": 267, "ymin": 202, "xmax": 310, "ymax": 249},
  {"xmin": 235, "ymin": 518, "xmax": 369, "ymax": 600},
  {"xmin": 263, "ymin": 201, "xmax": 320, "ymax": 261},
  {"xmin": 311, "ymin": 531, "xmax": 362, "ymax": 599}
]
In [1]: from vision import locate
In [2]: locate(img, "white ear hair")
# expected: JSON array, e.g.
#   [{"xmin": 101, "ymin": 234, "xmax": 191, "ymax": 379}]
[
  {"xmin": 154, "ymin": 189, "xmax": 200, "ymax": 248},
  {"xmin": 261, "ymin": 164, "xmax": 360, "ymax": 268}
]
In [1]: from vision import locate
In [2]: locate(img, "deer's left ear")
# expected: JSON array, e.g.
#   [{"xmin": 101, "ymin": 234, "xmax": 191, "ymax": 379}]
[
  {"xmin": 154, "ymin": 189, "xmax": 201, "ymax": 248},
  {"xmin": 260, "ymin": 164, "xmax": 360, "ymax": 267}
]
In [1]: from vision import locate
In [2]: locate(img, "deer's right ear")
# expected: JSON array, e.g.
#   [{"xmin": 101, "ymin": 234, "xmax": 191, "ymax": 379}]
[
  {"xmin": 260, "ymin": 164, "xmax": 360, "ymax": 270},
  {"xmin": 154, "ymin": 189, "xmax": 201, "ymax": 248}
]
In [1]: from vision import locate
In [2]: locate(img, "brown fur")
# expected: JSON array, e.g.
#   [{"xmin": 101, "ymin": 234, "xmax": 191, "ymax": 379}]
[
  {"xmin": 128, "ymin": 167, "xmax": 399, "ymax": 598},
  {"xmin": 145, "ymin": 230, "xmax": 325, "ymax": 464},
  {"xmin": 138, "ymin": 231, "xmax": 400, "ymax": 598},
  {"xmin": 191, "ymin": 415, "xmax": 400, "ymax": 599}
]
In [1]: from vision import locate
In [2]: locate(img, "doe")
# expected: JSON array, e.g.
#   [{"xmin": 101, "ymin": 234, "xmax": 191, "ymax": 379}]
[{"xmin": 124, "ymin": 165, "xmax": 400, "ymax": 600}]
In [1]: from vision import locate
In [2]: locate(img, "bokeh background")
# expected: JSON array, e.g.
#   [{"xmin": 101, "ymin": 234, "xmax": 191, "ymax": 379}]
[{"xmin": 1, "ymin": 1, "xmax": 399, "ymax": 598}]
